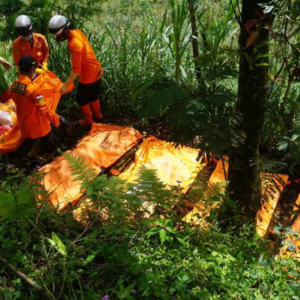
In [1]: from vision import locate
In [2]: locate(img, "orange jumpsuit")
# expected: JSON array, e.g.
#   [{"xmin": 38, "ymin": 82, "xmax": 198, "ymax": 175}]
[
  {"xmin": 13, "ymin": 33, "xmax": 49, "ymax": 67},
  {"xmin": 10, "ymin": 75, "xmax": 59, "ymax": 139},
  {"xmin": 67, "ymin": 30, "xmax": 103, "ymax": 84}
]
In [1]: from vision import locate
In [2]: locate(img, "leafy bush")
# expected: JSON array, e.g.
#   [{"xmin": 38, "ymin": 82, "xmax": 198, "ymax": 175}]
[{"xmin": 0, "ymin": 160, "xmax": 299, "ymax": 299}]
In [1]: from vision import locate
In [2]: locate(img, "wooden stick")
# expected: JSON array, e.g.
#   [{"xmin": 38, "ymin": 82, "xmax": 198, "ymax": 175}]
[{"xmin": 0, "ymin": 255, "xmax": 55, "ymax": 299}]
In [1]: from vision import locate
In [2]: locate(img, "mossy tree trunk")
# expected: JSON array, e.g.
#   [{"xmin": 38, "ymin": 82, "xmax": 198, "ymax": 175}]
[{"xmin": 228, "ymin": 0, "xmax": 274, "ymax": 218}]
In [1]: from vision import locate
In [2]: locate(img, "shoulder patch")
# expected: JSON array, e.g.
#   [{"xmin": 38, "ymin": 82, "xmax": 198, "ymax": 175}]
[{"xmin": 11, "ymin": 82, "xmax": 27, "ymax": 96}]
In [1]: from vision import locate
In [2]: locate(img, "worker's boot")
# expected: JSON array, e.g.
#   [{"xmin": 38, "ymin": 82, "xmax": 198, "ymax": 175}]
[
  {"xmin": 42, "ymin": 150, "xmax": 57, "ymax": 162},
  {"xmin": 26, "ymin": 140, "xmax": 43, "ymax": 159},
  {"xmin": 89, "ymin": 99, "xmax": 103, "ymax": 123},
  {"xmin": 59, "ymin": 116, "xmax": 73, "ymax": 134},
  {"xmin": 78, "ymin": 104, "xmax": 94, "ymax": 126}
]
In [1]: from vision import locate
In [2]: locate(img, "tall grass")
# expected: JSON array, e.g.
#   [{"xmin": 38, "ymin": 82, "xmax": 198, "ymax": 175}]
[
  {"xmin": 0, "ymin": 0, "xmax": 240, "ymax": 135},
  {"xmin": 1, "ymin": 0, "xmax": 297, "ymax": 161}
]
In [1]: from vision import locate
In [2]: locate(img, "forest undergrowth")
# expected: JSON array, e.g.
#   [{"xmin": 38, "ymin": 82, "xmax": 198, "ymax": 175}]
[{"xmin": 0, "ymin": 0, "xmax": 300, "ymax": 299}]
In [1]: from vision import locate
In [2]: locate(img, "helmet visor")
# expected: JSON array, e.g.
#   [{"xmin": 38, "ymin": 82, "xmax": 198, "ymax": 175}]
[
  {"xmin": 16, "ymin": 26, "xmax": 31, "ymax": 37},
  {"xmin": 49, "ymin": 19, "xmax": 69, "ymax": 35},
  {"xmin": 49, "ymin": 27, "xmax": 61, "ymax": 35}
]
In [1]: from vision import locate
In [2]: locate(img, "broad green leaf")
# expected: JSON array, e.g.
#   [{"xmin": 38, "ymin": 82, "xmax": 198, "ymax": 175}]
[
  {"xmin": 0, "ymin": 192, "xmax": 15, "ymax": 219},
  {"xmin": 85, "ymin": 255, "xmax": 95, "ymax": 264},
  {"xmin": 51, "ymin": 232, "xmax": 67, "ymax": 256},
  {"xmin": 159, "ymin": 229, "xmax": 167, "ymax": 244},
  {"xmin": 146, "ymin": 227, "xmax": 159, "ymax": 236},
  {"xmin": 278, "ymin": 142, "xmax": 288, "ymax": 151},
  {"xmin": 225, "ymin": 198, "xmax": 237, "ymax": 209},
  {"xmin": 46, "ymin": 238, "xmax": 56, "ymax": 247},
  {"xmin": 182, "ymin": 274, "xmax": 190, "ymax": 282}
]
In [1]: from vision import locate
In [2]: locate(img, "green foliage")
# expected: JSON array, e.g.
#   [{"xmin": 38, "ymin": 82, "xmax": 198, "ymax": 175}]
[
  {"xmin": 0, "ymin": 166, "xmax": 37, "ymax": 220},
  {"xmin": 63, "ymin": 152, "xmax": 99, "ymax": 190},
  {"xmin": 0, "ymin": 65, "xmax": 8, "ymax": 95},
  {"xmin": 1, "ymin": 0, "xmax": 300, "ymax": 299},
  {"xmin": 168, "ymin": 0, "xmax": 190, "ymax": 83},
  {"xmin": 0, "ymin": 0, "xmax": 101, "ymax": 41},
  {"xmin": 0, "ymin": 158, "xmax": 299, "ymax": 299},
  {"xmin": 46, "ymin": 231, "xmax": 67, "ymax": 256},
  {"xmin": 0, "ymin": 186, "xmax": 34, "ymax": 219},
  {"xmin": 128, "ymin": 0, "xmax": 239, "ymax": 150}
]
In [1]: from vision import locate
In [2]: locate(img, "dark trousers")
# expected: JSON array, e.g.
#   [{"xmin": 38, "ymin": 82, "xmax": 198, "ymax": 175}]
[{"xmin": 18, "ymin": 130, "xmax": 57, "ymax": 155}]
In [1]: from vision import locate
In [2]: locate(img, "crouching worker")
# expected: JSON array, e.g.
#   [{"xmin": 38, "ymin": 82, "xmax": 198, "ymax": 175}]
[
  {"xmin": 10, "ymin": 56, "xmax": 72, "ymax": 158},
  {"xmin": 48, "ymin": 15, "xmax": 104, "ymax": 126}
]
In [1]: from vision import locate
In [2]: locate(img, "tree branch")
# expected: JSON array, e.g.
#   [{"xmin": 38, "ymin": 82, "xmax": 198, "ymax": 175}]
[{"xmin": 0, "ymin": 255, "xmax": 55, "ymax": 300}]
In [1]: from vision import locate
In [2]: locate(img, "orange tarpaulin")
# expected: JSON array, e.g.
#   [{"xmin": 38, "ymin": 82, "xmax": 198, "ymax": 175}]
[
  {"xmin": 256, "ymin": 173, "xmax": 288, "ymax": 238},
  {"xmin": 0, "ymin": 71, "xmax": 71, "ymax": 154},
  {"xmin": 70, "ymin": 136, "xmax": 206, "ymax": 222},
  {"xmin": 0, "ymin": 124, "xmax": 23, "ymax": 154},
  {"xmin": 280, "ymin": 194, "xmax": 300, "ymax": 259},
  {"xmin": 182, "ymin": 159, "xmax": 228, "ymax": 225},
  {"xmin": 0, "ymin": 100, "xmax": 21, "ymax": 153},
  {"xmin": 182, "ymin": 159, "xmax": 288, "ymax": 234},
  {"xmin": 40, "ymin": 124, "xmax": 143, "ymax": 211},
  {"xmin": 0, "ymin": 100, "xmax": 17, "ymax": 126},
  {"xmin": 293, "ymin": 195, "xmax": 300, "ymax": 232},
  {"xmin": 119, "ymin": 136, "xmax": 206, "ymax": 193}
]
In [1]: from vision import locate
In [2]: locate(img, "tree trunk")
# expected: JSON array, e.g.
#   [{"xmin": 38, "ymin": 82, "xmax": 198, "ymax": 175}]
[
  {"xmin": 228, "ymin": 0, "xmax": 273, "ymax": 218},
  {"xmin": 188, "ymin": 0, "xmax": 202, "ymax": 87}
]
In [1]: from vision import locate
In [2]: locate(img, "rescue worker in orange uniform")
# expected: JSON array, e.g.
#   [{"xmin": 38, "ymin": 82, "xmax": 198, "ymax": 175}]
[
  {"xmin": 48, "ymin": 15, "xmax": 103, "ymax": 126},
  {"xmin": 10, "ymin": 55, "xmax": 71, "ymax": 156},
  {"xmin": 13, "ymin": 15, "xmax": 49, "ymax": 70}
]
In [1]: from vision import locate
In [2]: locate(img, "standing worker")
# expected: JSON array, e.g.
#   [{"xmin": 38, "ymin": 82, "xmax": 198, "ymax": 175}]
[
  {"xmin": 13, "ymin": 15, "xmax": 49, "ymax": 71},
  {"xmin": 48, "ymin": 15, "xmax": 103, "ymax": 126},
  {"xmin": 10, "ymin": 55, "xmax": 71, "ymax": 157}
]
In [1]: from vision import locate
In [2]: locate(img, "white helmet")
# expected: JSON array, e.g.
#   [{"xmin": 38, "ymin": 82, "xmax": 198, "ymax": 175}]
[
  {"xmin": 48, "ymin": 15, "xmax": 70, "ymax": 35},
  {"xmin": 15, "ymin": 15, "xmax": 32, "ymax": 36}
]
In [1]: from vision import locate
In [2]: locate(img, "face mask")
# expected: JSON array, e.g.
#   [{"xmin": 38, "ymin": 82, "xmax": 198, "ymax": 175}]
[
  {"xmin": 22, "ymin": 33, "xmax": 32, "ymax": 41},
  {"xmin": 56, "ymin": 33, "xmax": 67, "ymax": 42},
  {"xmin": 31, "ymin": 71, "xmax": 37, "ymax": 80},
  {"xmin": 55, "ymin": 28, "xmax": 68, "ymax": 42}
]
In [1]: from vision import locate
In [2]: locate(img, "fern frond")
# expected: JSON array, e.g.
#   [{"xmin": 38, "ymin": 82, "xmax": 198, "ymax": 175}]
[
  {"xmin": 63, "ymin": 153, "xmax": 98, "ymax": 184},
  {"xmin": 131, "ymin": 76, "xmax": 194, "ymax": 119}
]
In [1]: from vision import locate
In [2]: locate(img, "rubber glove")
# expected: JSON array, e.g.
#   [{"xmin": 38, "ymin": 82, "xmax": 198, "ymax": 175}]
[
  {"xmin": 36, "ymin": 68, "xmax": 43, "ymax": 74},
  {"xmin": 41, "ymin": 62, "xmax": 48, "ymax": 72},
  {"xmin": 60, "ymin": 84, "xmax": 68, "ymax": 93}
]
